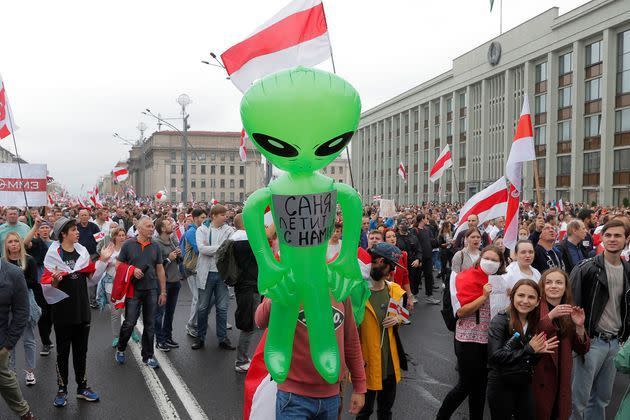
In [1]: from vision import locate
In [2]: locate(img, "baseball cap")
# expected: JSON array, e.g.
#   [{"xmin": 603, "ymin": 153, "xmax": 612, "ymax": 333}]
[
  {"xmin": 369, "ymin": 242, "xmax": 405, "ymax": 269},
  {"xmin": 52, "ymin": 216, "xmax": 74, "ymax": 241}
]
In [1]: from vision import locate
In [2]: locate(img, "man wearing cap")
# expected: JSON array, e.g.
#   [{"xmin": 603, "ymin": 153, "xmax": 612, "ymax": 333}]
[{"xmin": 357, "ymin": 242, "xmax": 408, "ymax": 419}]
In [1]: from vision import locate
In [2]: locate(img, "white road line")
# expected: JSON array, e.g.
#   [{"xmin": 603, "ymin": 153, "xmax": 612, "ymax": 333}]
[
  {"xmin": 128, "ymin": 338, "xmax": 181, "ymax": 419},
  {"xmin": 136, "ymin": 320, "xmax": 210, "ymax": 420}
]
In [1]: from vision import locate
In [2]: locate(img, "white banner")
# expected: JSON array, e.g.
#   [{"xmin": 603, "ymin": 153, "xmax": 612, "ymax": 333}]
[
  {"xmin": 379, "ymin": 199, "xmax": 396, "ymax": 218},
  {"xmin": 0, "ymin": 163, "xmax": 48, "ymax": 206}
]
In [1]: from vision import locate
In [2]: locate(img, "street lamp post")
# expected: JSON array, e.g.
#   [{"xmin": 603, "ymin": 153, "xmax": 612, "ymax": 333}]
[{"xmin": 177, "ymin": 94, "xmax": 191, "ymax": 203}]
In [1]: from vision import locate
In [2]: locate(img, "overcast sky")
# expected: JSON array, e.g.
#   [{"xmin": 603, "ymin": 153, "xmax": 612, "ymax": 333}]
[{"xmin": 2, "ymin": 0, "xmax": 589, "ymax": 194}]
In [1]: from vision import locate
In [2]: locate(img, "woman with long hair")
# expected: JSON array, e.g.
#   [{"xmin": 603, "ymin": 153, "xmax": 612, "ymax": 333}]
[
  {"xmin": 487, "ymin": 279, "xmax": 559, "ymax": 419},
  {"xmin": 4, "ymin": 232, "xmax": 39, "ymax": 387},
  {"xmin": 533, "ymin": 269, "xmax": 589, "ymax": 420},
  {"xmin": 451, "ymin": 228, "xmax": 482, "ymax": 274},
  {"xmin": 384, "ymin": 228, "xmax": 413, "ymax": 310},
  {"xmin": 438, "ymin": 221, "xmax": 454, "ymax": 280},
  {"xmin": 436, "ymin": 246, "xmax": 506, "ymax": 420},
  {"xmin": 494, "ymin": 240, "xmax": 541, "ymax": 317}
]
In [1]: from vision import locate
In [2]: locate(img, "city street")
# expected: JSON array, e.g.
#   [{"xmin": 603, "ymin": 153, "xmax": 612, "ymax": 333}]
[{"xmin": 4, "ymin": 283, "xmax": 628, "ymax": 420}]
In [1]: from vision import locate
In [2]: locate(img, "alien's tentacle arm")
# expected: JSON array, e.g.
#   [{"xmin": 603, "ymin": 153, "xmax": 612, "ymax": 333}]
[{"xmin": 243, "ymin": 187, "xmax": 288, "ymax": 296}]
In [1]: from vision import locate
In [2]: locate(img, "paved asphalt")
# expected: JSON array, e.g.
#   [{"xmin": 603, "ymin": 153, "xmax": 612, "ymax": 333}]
[{"xmin": 3, "ymin": 282, "xmax": 628, "ymax": 419}]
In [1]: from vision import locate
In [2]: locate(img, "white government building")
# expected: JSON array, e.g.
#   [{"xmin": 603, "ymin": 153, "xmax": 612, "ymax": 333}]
[{"xmin": 351, "ymin": 0, "xmax": 630, "ymax": 206}]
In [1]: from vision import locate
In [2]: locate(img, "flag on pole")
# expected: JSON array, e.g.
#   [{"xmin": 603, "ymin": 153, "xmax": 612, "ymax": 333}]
[
  {"xmin": 454, "ymin": 177, "xmax": 509, "ymax": 238},
  {"xmin": 387, "ymin": 298, "xmax": 399, "ymax": 316},
  {"xmin": 504, "ymin": 95, "xmax": 536, "ymax": 251},
  {"xmin": 429, "ymin": 145, "xmax": 453, "ymax": 183},
  {"xmin": 239, "ymin": 129, "xmax": 248, "ymax": 162},
  {"xmin": 398, "ymin": 162, "xmax": 407, "ymax": 183},
  {"xmin": 0, "ymin": 75, "xmax": 16, "ymax": 140},
  {"xmin": 113, "ymin": 167, "xmax": 129, "ymax": 183},
  {"xmin": 490, "ymin": 0, "xmax": 495, "ymax": 11},
  {"xmin": 221, "ymin": 0, "xmax": 332, "ymax": 92}
]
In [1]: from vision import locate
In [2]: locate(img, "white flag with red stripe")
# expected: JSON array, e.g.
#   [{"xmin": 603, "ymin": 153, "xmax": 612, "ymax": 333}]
[
  {"xmin": 0, "ymin": 75, "xmax": 16, "ymax": 140},
  {"xmin": 113, "ymin": 167, "xmax": 129, "ymax": 183},
  {"xmin": 239, "ymin": 129, "xmax": 248, "ymax": 162},
  {"xmin": 454, "ymin": 177, "xmax": 508, "ymax": 238},
  {"xmin": 504, "ymin": 95, "xmax": 536, "ymax": 251},
  {"xmin": 221, "ymin": 0, "xmax": 332, "ymax": 93},
  {"xmin": 429, "ymin": 145, "xmax": 453, "ymax": 183},
  {"xmin": 398, "ymin": 162, "xmax": 407, "ymax": 182}
]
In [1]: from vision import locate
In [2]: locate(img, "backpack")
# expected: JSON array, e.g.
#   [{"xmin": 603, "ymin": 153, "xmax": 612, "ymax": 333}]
[
  {"xmin": 183, "ymin": 236, "xmax": 199, "ymax": 276},
  {"xmin": 216, "ymin": 239, "xmax": 241, "ymax": 287}
]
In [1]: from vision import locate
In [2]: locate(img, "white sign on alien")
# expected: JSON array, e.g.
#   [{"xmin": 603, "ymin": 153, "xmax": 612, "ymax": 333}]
[{"xmin": 272, "ymin": 191, "xmax": 337, "ymax": 247}]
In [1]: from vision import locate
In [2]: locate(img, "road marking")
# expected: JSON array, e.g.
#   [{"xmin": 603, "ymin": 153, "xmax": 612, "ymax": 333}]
[
  {"xmin": 128, "ymin": 337, "xmax": 181, "ymax": 419},
  {"xmin": 136, "ymin": 320, "xmax": 210, "ymax": 420}
]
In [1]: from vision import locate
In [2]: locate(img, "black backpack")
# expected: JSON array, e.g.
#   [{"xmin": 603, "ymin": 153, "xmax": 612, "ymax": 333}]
[
  {"xmin": 216, "ymin": 239, "xmax": 240, "ymax": 287},
  {"xmin": 440, "ymin": 268, "xmax": 457, "ymax": 332}
]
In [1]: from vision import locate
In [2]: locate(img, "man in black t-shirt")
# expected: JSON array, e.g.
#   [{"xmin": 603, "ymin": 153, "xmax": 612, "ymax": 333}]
[{"xmin": 115, "ymin": 216, "xmax": 167, "ymax": 369}]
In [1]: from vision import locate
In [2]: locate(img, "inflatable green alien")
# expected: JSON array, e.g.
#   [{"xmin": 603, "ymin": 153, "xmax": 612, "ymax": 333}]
[{"xmin": 241, "ymin": 67, "xmax": 369, "ymax": 384}]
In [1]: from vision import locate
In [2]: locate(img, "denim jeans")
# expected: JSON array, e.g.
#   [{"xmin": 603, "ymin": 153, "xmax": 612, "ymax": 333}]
[
  {"xmin": 432, "ymin": 250, "xmax": 441, "ymax": 272},
  {"xmin": 155, "ymin": 282, "xmax": 181, "ymax": 344},
  {"xmin": 118, "ymin": 289, "xmax": 158, "ymax": 361},
  {"xmin": 196, "ymin": 271, "xmax": 228, "ymax": 343},
  {"xmin": 571, "ymin": 336, "xmax": 620, "ymax": 420},
  {"xmin": 276, "ymin": 390, "xmax": 340, "ymax": 420}
]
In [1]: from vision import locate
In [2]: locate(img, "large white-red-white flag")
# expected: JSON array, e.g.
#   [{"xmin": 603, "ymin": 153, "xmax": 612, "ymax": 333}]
[
  {"xmin": 504, "ymin": 95, "xmax": 536, "ymax": 251},
  {"xmin": 454, "ymin": 177, "xmax": 508, "ymax": 238},
  {"xmin": 221, "ymin": 0, "xmax": 332, "ymax": 92},
  {"xmin": 0, "ymin": 75, "xmax": 16, "ymax": 140},
  {"xmin": 239, "ymin": 129, "xmax": 248, "ymax": 162},
  {"xmin": 113, "ymin": 167, "xmax": 129, "ymax": 183},
  {"xmin": 398, "ymin": 162, "xmax": 407, "ymax": 183},
  {"xmin": 429, "ymin": 145, "xmax": 453, "ymax": 183}
]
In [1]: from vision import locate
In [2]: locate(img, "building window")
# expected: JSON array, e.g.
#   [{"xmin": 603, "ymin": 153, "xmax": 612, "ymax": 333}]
[
  {"xmin": 433, "ymin": 102, "xmax": 440, "ymax": 117},
  {"xmin": 230, "ymin": 153, "xmax": 235, "ymax": 161},
  {"xmin": 198, "ymin": 152, "xmax": 206, "ymax": 160},
  {"xmin": 586, "ymin": 41, "xmax": 602, "ymax": 66},
  {"xmin": 534, "ymin": 126, "xmax": 547, "ymax": 145},
  {"xmin": 614, "ymin": 148, "xmax": 630, "ymax": 172},
  {"xmin": 619, "ymin": 30, "xmax": 630, "ymax": 94},
  {"xmin": 557, "ymin": 156, "xmax": 571, "ymax": 175},
  {"xmin": 171, "ymin": 192, "xmax": 176, "ymax": 201},
  {"xmin": 220, "ymin": 153, "xmax": 226, "ymax": 161},
  {"xmin": 170, "ymin": 179, "xmax": 176, "ymax": 188},
  {"xmin": 239, "ymin": 179, "xmax": 244, "ymax": 188},
  {"xmin": 339, "ymin": 166, "xmax": 343, "ymax": 174},
  {"xmin": 211, "ymin": 179, "xmax": 216, "ymax": 188},
  {"xmin": 220, "ymin": 165, "xmax": 225, "ymax": 175},
  {"xmin": 614, "ymin": 189, "xmax": 630, "ymax": 206},
  {"xmin": 459, "ymin": 142, "xmax": 466, "ymax": 159},
  {"xmin": 584, "ymin": 151, "xmax": 600, "ymax": 173},
  {"xmin": 201, "ymin": 191, "xmax": 206, "ymax": 201},
  {"xmin": 558, "ymin": 121, "xmax": 571, "ymax": 142},
  {"xmin": 210, "ymin": 152, "xmax": 216, "ymax": 160},
  {"xmin": 447, "ymin": 121, "xmax": 452, "ymax": 137},
  {"xmin": 240, "ymin": 193, "xmax": 244, "ymax": 202},
  {"xmin": 239, "ymin": 166, "xmax": 244, "ymax": 175},
  {"xmin": 230, "ymin": 166, "xmax": 235, "ymax": 175},
  {"xmin": 170, "ymin": 151, "xmax": 177, "ymax": 160},
  {"xmin": 535, "ymin": 95, "xmax": 547, "ymax": 114},
  {"xmin": 201, "ymin": 179, "xmax": 206, "ymax": 188},
  {"xmin": 559, "ymin": 86, "xmax": 572, "ymax": 108},
  {"xmin": 230, "ymin": 192, "xmax": 235, "ymax": 201},
  {"xmin": 331, "ymin": 166, "xmax": 335, "ymax": 174},
  {"xmin": 220, "ymin": 192, "xmax": 225, "ymax": 202},
  {"xmin": 211, "ymin": 165, "xmax": 216, "ymax": 174},
  {"xmin": 201, "ymin": 165, "xmax": 206, "ymax": 174},
  {"xmin": 585, "ymin": 78, "xmax": 601, "ymax": 101},
  {"xmin": 459, "ymin": 92, "xmax": 466, "ymax": 108},
  {"xmin": 181, "ymin": 165, "xmax": 184, "ymax": 174},
  {"xmin": 459, "ymin": 117, "xmax": 466, "ymax": 133},
  {"xmin": 535, "ymin": 62, "xmax": 547, "ymax": 83},
  {"xmin": 190, "ymin": 153, "xmax": 196, "ymax": 161},
  {"xmin": 616, "ymin": 108, "xmax": 630, "ymax": 133},
  {"xmin": 585, "ymin": 115, "xmax": 601, "ymax": 137},
  {"xmin": 446, "ymin": 97, "xmax": 452, "ymax": 113},
  {"xmin": 220, "ymin": 179, "xmax": 225, "ymax": 188},
  {"xmin": 559, "ymin": 52, "xmax": 572, "ymax": 75},
  {"xmin": 583, "ymin": 190, "xmax": 599, "ymax": 205},
  {"xmin": 191, "ymin": 165, "xmax": 196, "ymax": 174},
  {"xmin": 191, "ymin": 179, "xmax": 196, "ymax": 188},
  {"xmin": 170, "ymin": 165, "xmax": 176, "ymax": 174},
  {"xmin": 230, "ymin": 179, "xmax": 235, "ymax": 188}
]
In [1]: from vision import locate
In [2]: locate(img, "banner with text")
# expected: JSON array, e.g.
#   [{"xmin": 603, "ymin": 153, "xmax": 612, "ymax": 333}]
[{"xmin": 0, "ymin": 163, "xmax": 48, "ymax": 206}]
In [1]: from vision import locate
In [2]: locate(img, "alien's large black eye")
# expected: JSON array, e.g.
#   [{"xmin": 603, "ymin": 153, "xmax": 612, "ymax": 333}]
[
  {"xmin": 314, "ymin": 132, "xmax": 354, "ymax": 157},
  {"xmin": 252, "ymin": 133, "xmax": 299, "ymax": 157}
]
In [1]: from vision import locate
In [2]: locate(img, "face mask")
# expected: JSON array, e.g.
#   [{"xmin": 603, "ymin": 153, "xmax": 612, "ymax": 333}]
[
  {"xmin": 519, "ymin": 235, "xmax": 529, "ymax": 240},
  {"xmin": 480, "ymin": 258, "xmax": 501, "ymax": 275}
]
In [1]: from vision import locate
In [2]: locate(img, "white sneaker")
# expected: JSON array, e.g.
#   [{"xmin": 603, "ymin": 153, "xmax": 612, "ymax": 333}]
[
  {"xmin": 227, "ymin": 322, "xmax": 233, "ymax": 330},
  {"xmin": 424, "ymin": 296, "xmax": 441, "ymax": 305},
  {"xmin": 235, "ymin": 362, "xmax": 251, "ymax": 372},
  {"xmin": 412, "ymin": 296, "xmax": 419, "ymax": 304},
  {"xmin": 25, "ymin": 371, "xmax": 36, "ymax": 386}
]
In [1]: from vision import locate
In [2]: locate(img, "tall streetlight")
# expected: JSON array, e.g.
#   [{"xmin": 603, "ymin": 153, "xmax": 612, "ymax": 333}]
[{"xmin": 177, "ymin": 94, "xmax": 191, "ymax": 203}]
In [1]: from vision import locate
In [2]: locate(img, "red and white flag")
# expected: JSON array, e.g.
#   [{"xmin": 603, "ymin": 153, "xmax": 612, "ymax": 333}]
[
  {"xmin": 454, "ymin": 177, "xmax": 508, "ymax": 238},
  {"xmin": 239, "ymin": 129, "xmax": 248, "ymax": 162},
  {"xmin": 113, "ymin": 167, "xmax": 129, "ymax": 183},
  {"xmin": 555, "ymin": 198, "xmax": 564, "ymax": 213},
  {"xmin": 89, "ymin": 186, "xmax": 103, "ymax": 208},
  {"xmin": 372, "ymin": 194, "xmax": 382, "ymax": 201},
  {"xmin": 48, "ymin": 194, "xmax": 54, "ymax": 207},
  {"xmin": 93, "ymin": 232, "xmax": 106, "ymax": 242},
  {"xmin": 398, "ymin": 162, "xmax": 407, "ymax": 182},
  {"xmin": 0, "ymin": 75, "xmax": 16, "ymax": 140},
  {"xmin": 429, "ymin": 145, "xmax": 453, "ymax": 183},
  {"xmin": 221, "ymin": 0, "xmax": 332, "ymax": 92},
  {"xmin": 504, "ymin": 95, "xmax": 536, "ymax": 251},
  {"xmin": 41, "ymin": 242, "xmax": 95, "ymax": 304}
]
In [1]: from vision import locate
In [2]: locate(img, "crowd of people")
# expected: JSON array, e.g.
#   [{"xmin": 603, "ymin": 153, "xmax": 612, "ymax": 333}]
[{"xmin": 0, "ymin": 198, "xmax": 628, "ymax": 419}]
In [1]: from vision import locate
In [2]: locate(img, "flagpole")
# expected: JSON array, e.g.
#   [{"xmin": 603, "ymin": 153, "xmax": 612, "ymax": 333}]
[
  {"xmin": 500, "ymin": 0, "xmax": 503, "ymax": 35},
  {"xmin": 532, "ymin": 160, "xmax": 543, "ymax": 211},
  {"xmin": 452, "ymin": 169, "xmax": 461, "ymax": 202},
  {"xmin": 6, "ymin": 112, "xmax": 30, "ymax": 212},
  {"xmin": 321, "ymin": 1, "xmax": 355, "ymax": 190}
]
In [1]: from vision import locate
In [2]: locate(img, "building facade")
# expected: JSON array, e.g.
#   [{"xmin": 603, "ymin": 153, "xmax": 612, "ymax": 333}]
[
  {"xmin": 351, "ymin": 0, "xmax": 630, "ymax": 206},
  {"xmin": 127, "ymin": 131, "xmax": 264, "ymax": 203}
]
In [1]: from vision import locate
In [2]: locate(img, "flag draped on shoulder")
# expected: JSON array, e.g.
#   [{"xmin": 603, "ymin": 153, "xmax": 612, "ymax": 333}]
[
  {"xmin": 454, "ymin": 177, "xmax": 508, "ymax": 238},
  {"xmin": 429, "ymin": 145, "xmax": 453, "ymax": 183},
  {"xmin": 41, "ymin": 242, "xmax": 95, "ymax": 304},
  {"xmin": 504, "ymin": 95, "xmax": 536, "ymax": 251},
  {"xmin": 0, "ymin": 75, "xmax": 16, "ymax": 140},
  {"xmin": 221, "ymin": 0, "xmax": 332, "ymax": 92}
]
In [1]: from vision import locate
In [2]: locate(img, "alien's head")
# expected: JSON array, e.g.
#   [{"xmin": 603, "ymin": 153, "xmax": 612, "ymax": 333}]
[{"xmin": 240, "ymin": 67, "xmax": 361, "ymax": 174}]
